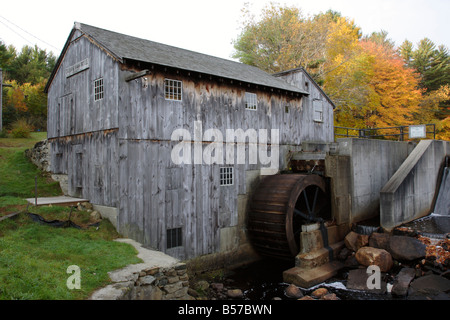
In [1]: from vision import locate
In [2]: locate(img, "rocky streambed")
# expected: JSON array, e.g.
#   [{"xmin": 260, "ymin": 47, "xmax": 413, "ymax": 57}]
[{"xmin": 189, "ymin": 228, "xmax": 450, "ymax": 301}]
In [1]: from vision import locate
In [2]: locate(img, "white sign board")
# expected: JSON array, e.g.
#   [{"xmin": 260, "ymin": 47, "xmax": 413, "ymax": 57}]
[
  {"xmin": 409, "ymin": 125, "xmax": 426, "ymax": 139},
  {"xmin": 66, "ymin": 59, "xmax": 89, "ymax": 78}
]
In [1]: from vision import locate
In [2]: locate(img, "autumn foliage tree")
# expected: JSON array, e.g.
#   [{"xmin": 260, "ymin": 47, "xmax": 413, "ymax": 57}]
[
  {"xmin": 233, "ymin": 3, "xmax": 449, "ymax": 140},
  {"xmin": 0, "ymin": 42, "xmax": 55, "ymax": 131}
]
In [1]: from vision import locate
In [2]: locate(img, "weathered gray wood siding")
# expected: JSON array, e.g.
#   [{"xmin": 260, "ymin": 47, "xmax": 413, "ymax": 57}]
[
  {"xmin": 274, "ymin": 69, "xmax": 334, "ymax": 143},
  {"xmin": 117, "ymin": 70, "xmax": 334, "ymax": 259},
  {"xmin": 47, "ymin": 31, "xmax": 120, "ymax": 206}
]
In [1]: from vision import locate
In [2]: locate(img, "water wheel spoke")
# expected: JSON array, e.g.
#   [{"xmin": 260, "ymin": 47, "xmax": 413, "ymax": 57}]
[
  {"xmin": 248, "ymin": 174, "xmax": 329, "ymax": 259},
  {"xmin": 311, "ymin": 186, "xmax": 319, "ymax": 216}
]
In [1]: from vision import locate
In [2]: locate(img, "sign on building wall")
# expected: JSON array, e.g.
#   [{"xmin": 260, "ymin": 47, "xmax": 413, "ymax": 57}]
[{"xmin": 66, "ymin": 59, "xmax": 90, "ymax": 78}]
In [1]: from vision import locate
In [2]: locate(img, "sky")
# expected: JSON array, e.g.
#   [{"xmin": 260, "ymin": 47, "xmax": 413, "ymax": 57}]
[{"xmin": 0, "ymin": 0, "xmax": 449, "ymax": 61}]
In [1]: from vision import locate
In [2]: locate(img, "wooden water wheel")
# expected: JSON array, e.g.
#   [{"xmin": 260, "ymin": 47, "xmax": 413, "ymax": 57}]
[{"xmin": 247, "ymin": 174, "xmax": 330, "ymax": 260}]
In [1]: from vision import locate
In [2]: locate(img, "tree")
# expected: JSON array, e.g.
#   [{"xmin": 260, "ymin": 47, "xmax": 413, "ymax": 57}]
[
  {"xmin": 5, "ymin": 45, "xmax": 56, "ymax": 85},
  {"xmin": 400, "ymin": 38, "xmax": 450, "ymax": 120},
  {"xmin": 232, "ymin": 3, "xmax": 360, "ymax": 84},
  {"xmin": 361, "ymin": 40, "xmax": 422, "ymax": 127}
]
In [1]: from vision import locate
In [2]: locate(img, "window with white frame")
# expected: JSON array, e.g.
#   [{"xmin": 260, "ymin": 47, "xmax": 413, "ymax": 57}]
[
  {"xmin": 220, "ymin": 167, "xmax": 234, "ymax": 186},
  {"xmin": 94, "ymin": 78, "xmax": 104, "ymax": 101},
  {"xmin": 245, "ymin": 92, "xmax": 257, "ymax": 110},
  {"xmin": 313, "ymin": 99, "xmax": 323, "ymax": 122},
  {"xmin": 165, "ymin": 79, "xmax": 182, "ymax": 101}
]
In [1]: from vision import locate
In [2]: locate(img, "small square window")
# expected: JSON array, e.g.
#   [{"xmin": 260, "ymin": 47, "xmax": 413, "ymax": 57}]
[
  {"xmin": 94, "ymin": 78, "xmax": 104, "ymax": 101},
  {"xmin": 220, "ymin": 167, "xmax": 234, "ymax": 186},
  {"xmin": 165, "ymin": 79, "xmax": 182, "ymax": 101},
  {"xmin": 245, "ymin": 92, "xmax": 257, "ymax": 110},
  {"xmin": 167, "ymin": 227, "xmax": 182, "ymax": 249}
]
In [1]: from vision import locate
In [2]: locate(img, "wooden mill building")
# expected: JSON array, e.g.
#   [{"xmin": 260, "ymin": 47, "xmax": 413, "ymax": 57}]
[{"xmin": 45, "ymin": 22, "xmax": 335, "ymax": 261}]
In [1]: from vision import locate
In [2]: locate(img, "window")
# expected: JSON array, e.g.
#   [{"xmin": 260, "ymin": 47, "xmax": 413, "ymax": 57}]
[
  {"xmin": 94, "ymin": 78, "xmax": 104, "ymax": 101},
  {"xmin": 165, "ymin": 79, "xmax": 182, "ymax": 101},
  {"xmin": 313, "ymin": 100, "xmax": 323, "ymax": 122},
  {"xmin": 220, "ymin": 167, "xmax": 234, "ymax": 186},
  {"xmin": 245, "ymin": 92, "xmax": 257, "ymax": 110},
  {"xmin": 167, "ymin": 227, "xmax": 183, "ymax": 249}
]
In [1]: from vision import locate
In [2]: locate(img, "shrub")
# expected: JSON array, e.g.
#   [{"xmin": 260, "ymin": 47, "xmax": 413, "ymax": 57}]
[
  {"xmin": 11, "ymin": 119, "xmax": 32, "ymax": 138},
  {"xmin": 0, "ymin": 129, "xmax": 8, "ymax": 138}
]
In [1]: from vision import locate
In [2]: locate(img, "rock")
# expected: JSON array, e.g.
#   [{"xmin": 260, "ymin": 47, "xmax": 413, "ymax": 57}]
[
  {"xmin": 227, "ymin": 289, "xmax": 244, "ymax": 299},
  {"xmin": 344, "ymin": 231, "xmax": 369, "ymax": 252},
  {"xmin": 195, "ymin": 280, "xmax": 210, "ymax": 292},
  {"xmin": 344, "ymin": 254, "xmax": 359, "ymax": 268},
  {"xmin": 285, "ymin": 284, "xmax": 303, "ymax": 299},
  {"xmin": 187, "ymin": 288, "xmax": 199, "ymax": 298},
  {"xmin": 391, "ymin": 267, "xmax": 416, "ymax": 297},
  {"xmin": 346, "ymin": 268, "xmax": 387, "ymax": 294},
  {"xmin": 408, "ymin": 274, "xmax": 450, "ymax": 300},
  {"xmin": 83, "ymin": 202, "xmax": 94, "ymax": 210},
  {"xmin": 90, "ymin": 211, "xmax": 102, "ymax": 220},
  {"xmin": 337, "ymin": 247, "xmax": 351, "ymax": 261},
  {"xmin": 321, "ymin": 293, "xmax": 340, "ymax": 300},
  {"xmin": 369, "ymin": 233, "xmax": 391, "ymax": 251},
  {"xmin": 355, "ymin": 247, "xmax": 393, "ymax": 272},
  {"xmin": 311, "ymin": 287, "xmax": 328, "ymax": 299},
  {"xmin": 211, "ymin": 283, "xmax": 224, "ymax": 292},
  {"xmin": 298, "ymin": 295, "xmax": 315, "ymax": 300},
  {"xmin": 389, "ymin": 236, "xmax": 426, "ymax": 261}
]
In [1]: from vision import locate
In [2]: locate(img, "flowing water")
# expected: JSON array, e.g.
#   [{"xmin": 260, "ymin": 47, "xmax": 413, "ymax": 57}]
[{"xmin": 223, "ymin": 258, "xmax": 402, "ymax": 300}]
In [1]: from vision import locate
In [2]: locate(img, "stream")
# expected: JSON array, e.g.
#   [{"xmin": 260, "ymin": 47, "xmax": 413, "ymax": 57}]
[{"xmin": 222, "ymin": 258, "xmax": 404, "ymax": 300}]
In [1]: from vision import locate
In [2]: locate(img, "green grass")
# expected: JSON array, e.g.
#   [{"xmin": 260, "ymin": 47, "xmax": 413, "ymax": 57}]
[
  {"xmin": 0, "ymin": 132, "xmax": 61, "ymax": 201},
  {"xmin": 0, "ymin": 133, "xmax": 143, "ymax": 300},
  {"xmin": 0, "ymin": 212, "xmax": 141, "ymax": 300}
]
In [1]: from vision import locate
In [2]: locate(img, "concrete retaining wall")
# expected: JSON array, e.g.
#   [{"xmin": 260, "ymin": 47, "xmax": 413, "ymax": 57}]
[
  {"xmin": 380, "ymin": 140, "xmax": 450, "ymax": 231},
  {"xmin": 332, "ymin": 138, "xmax": 415, "ymax": 223}
]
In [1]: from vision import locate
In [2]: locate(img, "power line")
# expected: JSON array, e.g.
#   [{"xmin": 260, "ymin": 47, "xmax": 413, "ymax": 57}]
[{"xmin": 0, "ymin": 15, "xmax": 60, "ymax": 52}]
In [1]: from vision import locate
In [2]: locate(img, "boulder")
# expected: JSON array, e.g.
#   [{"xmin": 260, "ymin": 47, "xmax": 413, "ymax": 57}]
[
  {"xmin": 408, "ymin": 274, "xmax": 450, "ymax": 300},
  {"xmin": 355, "ymin": 247, "xmax": 393, "ymax": 272},
  {"xmin": 346, "ymin": 268, "xmax": 387, "ymax": 294},
  {"xmin": 311, "ymin": 287, "xmax": 328, "ymax": 299},
  {"xmin": 369, "ymin": 233, "xmax": 391, "ymax": 251},
  {"xmin": 344, "ymin": 231, "xmax": 369, "ymax": 252},
  {"xmin": 389, "ymin": 236, "xmax": 426, "ymax": 261},
  {"xmin": 285, "ymin": 284, "xmax": 303, "ymax": 299},
  {"xmin": 391, "ymin": 267, "xmax": 416, "ymax": 297}
]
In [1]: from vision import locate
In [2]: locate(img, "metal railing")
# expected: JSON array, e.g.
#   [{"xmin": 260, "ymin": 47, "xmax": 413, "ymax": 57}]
[{"xmin": 335, "ymin": 124, "xmax": 436, "ymax": 141}]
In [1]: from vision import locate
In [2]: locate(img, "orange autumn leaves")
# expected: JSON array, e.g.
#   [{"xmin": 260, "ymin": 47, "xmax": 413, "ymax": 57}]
[{"xmin": 233, "ymin": 3, "xmax": 449, "ymax": 138}]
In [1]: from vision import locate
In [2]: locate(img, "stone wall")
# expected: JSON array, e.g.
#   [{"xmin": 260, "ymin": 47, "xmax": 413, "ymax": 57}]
[
  {"xmin": 25, "ymin": 139, "xmax": 51, "ymax": 172},
  {"xmin": 89, "ymin": 239, "xmax": 194, "ymax": 300},
  {"xmin": 89, "ymin": 263, "xmax": 192, "ymax": 300}
]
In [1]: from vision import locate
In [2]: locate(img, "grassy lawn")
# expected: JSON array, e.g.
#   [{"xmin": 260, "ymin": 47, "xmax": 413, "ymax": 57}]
[{"xmin": 0, "ymin": 133, "xmax": 142, "ymax": 300}]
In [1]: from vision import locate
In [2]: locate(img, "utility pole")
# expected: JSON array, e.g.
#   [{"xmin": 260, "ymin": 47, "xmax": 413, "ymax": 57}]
[
  {"xmin": 0, "ymin": 68, "xmax": 12, "ymax": 133},
  {"xmin": 0, "ymin": 68, "xmax": 3, "ymax": 132}
]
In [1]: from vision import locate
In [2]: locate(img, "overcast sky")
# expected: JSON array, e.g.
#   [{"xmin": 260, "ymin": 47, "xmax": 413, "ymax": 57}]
[{"xmin": 1, "ymin": 0, "xmax": 449, "ymax": 61}]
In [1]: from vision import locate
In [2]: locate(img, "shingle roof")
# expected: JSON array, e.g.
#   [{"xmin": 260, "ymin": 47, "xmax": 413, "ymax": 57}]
[{"xmin": 67, "ymin": 22, "xmax": 308, "ymax": 95}]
